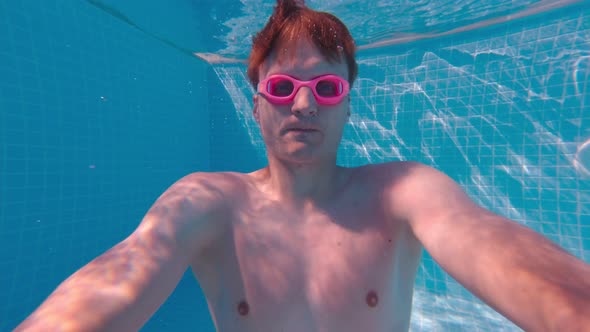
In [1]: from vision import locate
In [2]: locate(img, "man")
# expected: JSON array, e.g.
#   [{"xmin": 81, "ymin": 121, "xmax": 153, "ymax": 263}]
[{"xmin": 16, "ymin": 1, "xmax": 590, "ymax": 331}]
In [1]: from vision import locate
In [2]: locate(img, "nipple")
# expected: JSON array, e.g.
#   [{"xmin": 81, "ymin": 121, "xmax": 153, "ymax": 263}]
[
  {"xmin": 237, "ymin": 300, "xmax": 250, "ymax": 316},
  {"xmin": 366, "ymin": 290, "xmax": 379, "ymax": 308}
]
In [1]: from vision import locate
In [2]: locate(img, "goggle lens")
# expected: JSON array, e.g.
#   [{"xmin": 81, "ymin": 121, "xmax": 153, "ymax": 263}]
[
  {"xmin": 316, "ymin": 79, "xmax": 341, "ymax": 97},
  {"xmin": 270, "ymin": 79, "xmax": 294, "ymax": 97}
]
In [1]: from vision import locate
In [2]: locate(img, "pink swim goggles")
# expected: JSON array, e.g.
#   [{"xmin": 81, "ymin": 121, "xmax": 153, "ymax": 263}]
[{"xmin": 257, "ymin": 74, "xmax": 350, "ymax": 105}]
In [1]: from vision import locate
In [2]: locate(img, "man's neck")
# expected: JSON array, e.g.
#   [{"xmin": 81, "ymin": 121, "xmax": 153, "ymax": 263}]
[{"xmin": 256, "ymin": 156, "xmax": 347, "ymax": 207}]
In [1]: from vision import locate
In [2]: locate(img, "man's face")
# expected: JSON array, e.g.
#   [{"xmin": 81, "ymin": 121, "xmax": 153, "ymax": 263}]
[{"xmin": 254, "ymin": 39, "xmax": 350, "ymax": 164}]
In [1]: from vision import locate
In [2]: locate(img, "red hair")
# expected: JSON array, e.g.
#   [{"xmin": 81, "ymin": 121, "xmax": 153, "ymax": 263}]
[{"xmin": 247, "ymin": 0, "xmax": 358, "ymax": 88}]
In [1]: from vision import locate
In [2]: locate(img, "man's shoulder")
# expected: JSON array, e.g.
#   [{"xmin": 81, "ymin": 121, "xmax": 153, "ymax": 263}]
[
  {"xmin": 159, "ymin": 171, "xmax": 253, "ymax": 210},
  {"xmin": 181, "ymin": 170, "xmax": 250, "ymax": 184},
  {"xmin": 365, "ymin": 160, "xmax": 472, "ymax": 216},
  {"xmin": 356, "ymin": 160, "xmax": 438, "ymax": 183},
  {"xmin": 176, "ymin": 170, "xmax": 252, "ymax": 196},
  {"xmin": 355, "ymin": 161, "xmax": 457, "ymax": 201}
]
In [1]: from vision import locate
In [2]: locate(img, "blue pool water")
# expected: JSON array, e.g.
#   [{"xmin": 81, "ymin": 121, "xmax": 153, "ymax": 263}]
[{"xmin": 0, "ymin": 0, "xmax": 589, "ymax": 331}]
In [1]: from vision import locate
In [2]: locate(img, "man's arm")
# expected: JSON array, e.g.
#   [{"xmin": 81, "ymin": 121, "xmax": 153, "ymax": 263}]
[
  {"xmin": 387, "ymin": 162, "xmax": 590, "ymax": 332},
  {"xmin": 15, "ymin": 173, "xmax": 228, "ymax": 331}
]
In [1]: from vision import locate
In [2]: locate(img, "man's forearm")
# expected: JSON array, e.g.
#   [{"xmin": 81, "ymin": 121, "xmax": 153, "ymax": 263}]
[
  {"xmin": 510, "ymin": 230, "xmax": 590, "ymax": 331},
  {"xmin": 419, "ymin": 208, "xmax": 590, "ymax": 331},
  {"xmin": 458, "ymin": 214, "xmax": 590, "ymax": 331},
  {"xmin": 15, "ymin": 235, "xmax": 187, "ymax": 331}
]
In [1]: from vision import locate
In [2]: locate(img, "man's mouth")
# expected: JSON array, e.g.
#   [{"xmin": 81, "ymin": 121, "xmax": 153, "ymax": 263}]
[
  {"xmin": 282, "ymin": 123, "xmax": 321, "ymax": 135},
  {"xmin": 288, "ymin": 128, "xmax": 317, "ymax": 132}
]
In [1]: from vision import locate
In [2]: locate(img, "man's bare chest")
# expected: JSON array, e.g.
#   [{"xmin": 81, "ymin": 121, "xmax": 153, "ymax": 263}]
[
  {"xmin": 236, "ymin": 210, "xmax": 396, "ymax": 305},
  {"xmin": 192, "ymin": 202, "xmax": 420, "ymax": 331}
]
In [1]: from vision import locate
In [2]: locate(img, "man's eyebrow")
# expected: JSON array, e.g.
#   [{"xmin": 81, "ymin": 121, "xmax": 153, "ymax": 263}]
[
  {"xmin": 266, "ymin": 70, "xmax": 300, "ymax": 79},
  {"xmin": 273, "ymin": 65, "xmax": 337, "ymax": 76},
  {"xmin": 267, "ymin": 72, "xmax": 336, "ymax": 81}
]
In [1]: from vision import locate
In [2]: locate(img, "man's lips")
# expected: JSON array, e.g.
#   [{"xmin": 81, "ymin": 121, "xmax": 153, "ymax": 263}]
[
  {"xmin": 287, "ymin": 128, "xmax": 317, "ymax": 132},
  {"xmin": 283, "ymin": 127, "xmax": 320, "ymax": 135},
  {"xmin": 282, "ymin": 123, "xmax": 321, "ymax": 134}
]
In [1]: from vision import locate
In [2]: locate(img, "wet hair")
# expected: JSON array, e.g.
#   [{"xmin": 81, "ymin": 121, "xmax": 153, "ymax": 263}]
[{"xmin": 247, "ymin": 0, "xmax": 358, "ymax": 88}]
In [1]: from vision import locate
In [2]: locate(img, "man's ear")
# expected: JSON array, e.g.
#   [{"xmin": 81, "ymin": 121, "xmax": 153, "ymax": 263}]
[{"xmin": 253, "ymin": 94, "xmax": 260, "ymax": 123}]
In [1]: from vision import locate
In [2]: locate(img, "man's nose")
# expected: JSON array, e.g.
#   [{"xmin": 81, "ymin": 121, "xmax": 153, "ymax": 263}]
[{"xmin": 291, "ymin": 87, "xmax": 318, "ymax": 117}]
